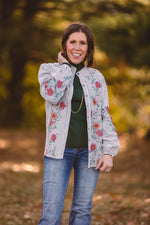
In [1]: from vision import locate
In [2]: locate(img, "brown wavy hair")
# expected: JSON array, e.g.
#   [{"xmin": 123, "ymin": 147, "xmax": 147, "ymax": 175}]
[{"xmin": 61, "ymin": 22, "xmax": 94, "ymax": 67}]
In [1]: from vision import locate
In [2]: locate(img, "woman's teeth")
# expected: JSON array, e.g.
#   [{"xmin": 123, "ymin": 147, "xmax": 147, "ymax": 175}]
[{"xmin": 72, "ymin": 53, "xmax": 81, "ymax": 56}]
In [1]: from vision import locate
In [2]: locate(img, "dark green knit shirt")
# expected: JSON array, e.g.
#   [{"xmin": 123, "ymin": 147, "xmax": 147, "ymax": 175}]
[{"xmin": 66, "ymin": 63, "xmax": 88, "ymax": 148}]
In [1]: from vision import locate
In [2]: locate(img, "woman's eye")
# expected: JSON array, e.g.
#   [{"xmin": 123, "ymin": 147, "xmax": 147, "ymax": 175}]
[
  {"xmin": 81, "ymin": 42, "xmax": 86, "ymax": 45},
  {"xmin": 70, "ymin": 41, "xmax": 75, "ymax": 44}
]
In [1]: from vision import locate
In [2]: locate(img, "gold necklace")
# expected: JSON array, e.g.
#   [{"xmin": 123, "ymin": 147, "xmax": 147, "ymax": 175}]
[{"xmin": 71, "ymin": 94, "xmax": 84, "ymax": 114}]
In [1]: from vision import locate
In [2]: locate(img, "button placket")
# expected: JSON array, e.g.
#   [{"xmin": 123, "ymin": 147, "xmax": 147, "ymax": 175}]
[
  {"xmin": 83, "ymin": 85, "xmax": 91, "ymax": 148},
  {"xmin": 78, "ymin": 74, "xmax": 92, "ymax": 162}
]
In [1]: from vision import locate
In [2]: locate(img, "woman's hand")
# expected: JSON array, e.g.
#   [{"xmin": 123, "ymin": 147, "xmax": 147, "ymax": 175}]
[
  {"xmin": 95, "ymin": 155, "xmax": 113, "ymax": 172},
  {"xmin": 58, "ymin": 52, "xmax": 69, "ymax": 65}
]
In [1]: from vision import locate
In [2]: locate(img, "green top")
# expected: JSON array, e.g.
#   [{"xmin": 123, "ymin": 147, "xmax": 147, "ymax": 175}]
[{"xmin": 65, "ymin": 62, "xmax": 88, "ymax": 148}]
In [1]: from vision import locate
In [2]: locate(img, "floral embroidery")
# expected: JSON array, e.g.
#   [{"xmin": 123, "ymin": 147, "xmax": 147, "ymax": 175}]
[
  {"xmin": 95, "ymin": 81, "xmax": 101, "ymax": 88},
  {"xmin": 91, "ymin": 144, "xmax": 96, "ymax": 152},
  {"xmin": 47, "ymin": 88, "xmax": 54, "ymax": 96},
  {"xmin": 60, "ymin": 102, "xmax": 66, "ymax": 110},
  {"xmin": 106, "ymin": 106, "xmax": 109, "ymax": 113},
  {"xmin": 105, "ymin": 106, "xmax": 113, "ymax": 121},
  {"xmin": 56, "ymin": 80, "xmax": 63, "ymax": 88},
  {"xmin": 49, "ymin": 120, "xmax": 54, "ymax": 127},
  {"xmin": 43, "ymin": 80, "xmax": 48, "ymax": 89},
  {"xmin": 51, "ymin": 134, "xmax": 56, "ymax": 142},
  {"xmin": 51, "ymin": 112, "xmax": 57, "ymax": 120},
  {"xmin": 39, "ymin": 64, "xmax": 119, "ymax": 167},
  {"xmin": 93, "ymin": 98, "xmax": 97, "ymax": 105},
  {"xmin": 96, "ymin": 129, "xmax": 102, "ymax": 137},
  {"xmin": 93, "ymin": 122, "xmax": 100, "ymax": 130}
]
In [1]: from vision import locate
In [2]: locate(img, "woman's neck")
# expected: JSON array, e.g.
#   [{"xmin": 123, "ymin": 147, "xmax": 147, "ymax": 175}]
[{"xmin": 70, "ymin": 61, "xmax": 84, "ymax": 72}]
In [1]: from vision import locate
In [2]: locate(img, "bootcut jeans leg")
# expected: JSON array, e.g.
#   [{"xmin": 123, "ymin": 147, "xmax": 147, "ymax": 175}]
[
  {"xmin": 38, "ymin": 148, "xmax": 100, "ymax": 225},
  {"xmin": 69, "ymin": 148, "xmax": 100, "ymax": 225}
]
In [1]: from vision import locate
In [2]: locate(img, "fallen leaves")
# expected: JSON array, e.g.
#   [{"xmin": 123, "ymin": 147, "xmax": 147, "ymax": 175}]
[{"xmin": 0, "ymin": 130, "xmax": 150, "ymax": 225}]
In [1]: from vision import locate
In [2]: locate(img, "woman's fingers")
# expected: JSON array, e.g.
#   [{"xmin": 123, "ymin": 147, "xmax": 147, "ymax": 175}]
[
  {"xmin": 58, "ymin": 52, "xmax": 68, "ymax": 64},
  {"xmin": 95, "ymin": 155, "xmax": 113, "ymax": 172}
]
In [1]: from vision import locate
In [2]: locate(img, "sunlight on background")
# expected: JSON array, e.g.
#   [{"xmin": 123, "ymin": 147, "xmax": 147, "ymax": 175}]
[
  {"xmin": 0, "ymin": 161, "xmax": 40, "ymax": 173},
  {"xmin": 119, "ymin": 134, "xmax": 129, "ymax": 152},
  {"xmin": 0, "ymin": 138, "xmax": 9, "ymax": 149},
  {"xmin": 136, "ymin": 0, "xmax": 150, "ymax": 5},
  {"xmin": 93, "ymin": 194, "xmax": 103, "ymax": 202},
  {"xmin": 94, "ymin": 48, "xmax": 109, "ymax": 65}
]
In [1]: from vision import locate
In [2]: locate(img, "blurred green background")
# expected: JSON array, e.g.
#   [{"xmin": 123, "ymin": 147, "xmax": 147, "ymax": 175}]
[{"xmin": 0, "ymin": 0, "xmax": 150, "ymax": 136}]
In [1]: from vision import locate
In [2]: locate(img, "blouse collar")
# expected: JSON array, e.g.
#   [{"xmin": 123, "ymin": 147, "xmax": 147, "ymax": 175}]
[{"xmin": 70, "ymin": 62, "xmax": 85, "ymax": 72}]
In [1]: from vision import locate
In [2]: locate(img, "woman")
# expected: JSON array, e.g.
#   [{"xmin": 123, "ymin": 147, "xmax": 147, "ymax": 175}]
[{"xmin": 38, "ymin": 22, "xmax": 120, "ymax": 225}]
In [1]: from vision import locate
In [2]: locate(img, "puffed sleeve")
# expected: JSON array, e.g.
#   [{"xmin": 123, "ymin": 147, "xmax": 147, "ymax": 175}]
[
  {"xmin": 38, "ymin": 63, "xmax": 75, "ymax": 104},
  {"xmin": 101, "ymin": 76, "xmax": 120, "ymax": 157}
]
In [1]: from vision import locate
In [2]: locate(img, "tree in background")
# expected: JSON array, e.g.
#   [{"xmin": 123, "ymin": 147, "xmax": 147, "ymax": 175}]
[
  {"xmin": 0, "ymin": 0, "xmax": 64, "ymax": 126},
  {"xmin": 59, "ymin": 0, "xmax": 150, "ymax": 135},
  {"xmin": 0, "ymin": 0, "xmax": 149, "ymax": 135}
]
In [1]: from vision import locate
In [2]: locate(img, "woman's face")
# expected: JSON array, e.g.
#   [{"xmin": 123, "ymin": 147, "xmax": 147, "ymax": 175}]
[{"xmin": 66, "ymin": 32, "xmax": 88, "ymax": 64}]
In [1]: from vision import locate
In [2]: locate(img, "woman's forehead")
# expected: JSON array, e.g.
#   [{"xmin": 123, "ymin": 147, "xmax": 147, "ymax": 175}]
[{"xmin": 68, "ymin": 32, "xmax": 87, "ymax": 39}]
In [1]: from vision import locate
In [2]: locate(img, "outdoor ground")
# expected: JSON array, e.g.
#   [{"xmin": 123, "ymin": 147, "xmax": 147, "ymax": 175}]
[{"xmin": 0, "ymin": 129, "xmax": 149, "ymax": 225}]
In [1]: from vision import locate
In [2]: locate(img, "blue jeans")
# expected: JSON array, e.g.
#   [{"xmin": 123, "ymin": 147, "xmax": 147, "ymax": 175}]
[{"xmin": 38, "ymin": 148, "xmax": 100, "ymax": 225}]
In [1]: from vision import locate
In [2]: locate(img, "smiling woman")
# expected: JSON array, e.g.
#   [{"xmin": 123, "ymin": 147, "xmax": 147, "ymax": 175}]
[{"xmin": 38, "ymin": 22, "xmax": 120, "ymax": 225}]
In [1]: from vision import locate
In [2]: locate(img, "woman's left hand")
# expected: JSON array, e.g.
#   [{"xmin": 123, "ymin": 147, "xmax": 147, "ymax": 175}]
[{"xmin": 95, "ymin": 155, "xmax": 113, "ymax": 172}]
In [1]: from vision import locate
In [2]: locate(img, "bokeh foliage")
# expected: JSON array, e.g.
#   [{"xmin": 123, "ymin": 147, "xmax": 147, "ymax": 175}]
[{"xmin": 0, "ymin": 0, "xmax": 150, "ymax": 135}]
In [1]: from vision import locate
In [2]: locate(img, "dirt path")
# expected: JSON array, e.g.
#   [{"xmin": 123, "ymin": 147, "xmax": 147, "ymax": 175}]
[{"xmin": 0, "ymin": 129, "xmax": 149, "ymax": 225}]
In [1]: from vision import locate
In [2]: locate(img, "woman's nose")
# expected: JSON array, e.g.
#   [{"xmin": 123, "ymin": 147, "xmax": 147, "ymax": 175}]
[{"xmin": 74, "ymin": 43, "xmax": 80, "ymax": 50}]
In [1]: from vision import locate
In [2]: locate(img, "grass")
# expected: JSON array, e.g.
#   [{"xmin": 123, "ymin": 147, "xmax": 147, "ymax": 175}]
[{"xmin": 0, "ymin": 129, "xmax": 150, "ymax": 225}]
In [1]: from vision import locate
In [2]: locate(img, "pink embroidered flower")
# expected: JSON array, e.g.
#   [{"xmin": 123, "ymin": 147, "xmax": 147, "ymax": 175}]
[
  {"xmin": 96, "ymin": 129, "xmax": 102, "ymax": 137},
  {"xmin": 110, "ymin": 115, "xmax": 113, "ymax": 122},
  {"xmin": 106, "ymin": 106, "xmax": 109, "ymax": 113},
  {"xmin": 51, "ymin": 134, "xmax": 56, "ymax": 142},
  {"xmin": 60, "ymin": 102, "xmax": 66, "ymax": 110},
  {"xmin": 43, "ymin": 81, "xmax": 48, "ymax": 89},
  {"xmin": 49, "ymin": 120, "xmax": 54, "ymax": 127},
  {"xmin": 106, "ymin": 106, "xmax": 113, "ymax": 121},
  {"xmin": 47, "ymin": 88, "xmax": 54, "ymax": 96},
  {"xmin": 51, "ymin": 112, "xmax": 57, "ymax": 120},
  {"xmin": 93, "ymin": 122, "xmax": 100, "ymax": 130},
  {"xmin": 93, "ymin": 98, "xmax": 97, "ymax": 105},
  {"xmin": 56, "ymin": 80, "xmax": 63, "ymax": 88},
  {"xmin": 91, "ymin": 144, "xmax": 96, "ymax": 152},
  {"xmin": 43, "ymin": 81, "xmax": 48, "ymax": 85},
  {"xmin": 95, "ymin": 81, "xmax": 101, "ymax": 88}
]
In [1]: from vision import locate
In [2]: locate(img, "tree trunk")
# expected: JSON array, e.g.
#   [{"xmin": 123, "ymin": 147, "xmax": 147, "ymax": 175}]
[{"xmin": 5, "ymin": 45, "xmax": 28, "ymax": 126}]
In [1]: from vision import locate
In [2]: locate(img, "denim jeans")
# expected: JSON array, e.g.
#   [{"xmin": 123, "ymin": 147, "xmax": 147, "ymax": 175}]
[{"xmin": 38, "ymin": 147, "xmax": 100, "ymax": 225}]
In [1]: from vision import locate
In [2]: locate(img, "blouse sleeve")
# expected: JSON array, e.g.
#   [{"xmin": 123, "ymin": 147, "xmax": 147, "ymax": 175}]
[
  {"xmin": 101, "ymin": 76, "xmax": 120, "ymax": 157},
  {"xmin": 38, "ymin": 63, "xmax": 75, "ymax": 104}
]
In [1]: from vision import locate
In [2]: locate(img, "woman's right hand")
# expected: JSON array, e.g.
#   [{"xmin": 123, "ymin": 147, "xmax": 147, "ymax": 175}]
[{"xmin": 58, "ymin": 52, "xmax": 69, "ymax": 65}]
